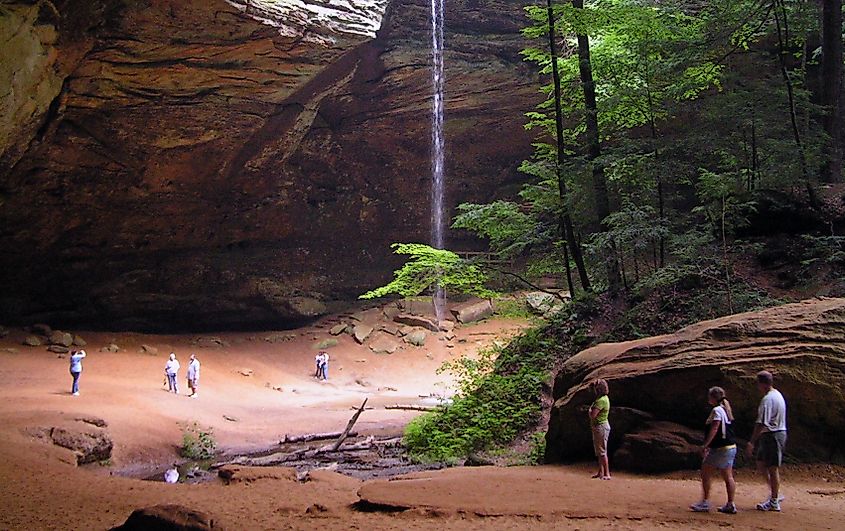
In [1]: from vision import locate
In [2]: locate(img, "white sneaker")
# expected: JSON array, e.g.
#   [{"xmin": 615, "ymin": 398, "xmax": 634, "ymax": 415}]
[{"xmin": 756, "ymin": 498, "xmax": 781, "ymax": 512}]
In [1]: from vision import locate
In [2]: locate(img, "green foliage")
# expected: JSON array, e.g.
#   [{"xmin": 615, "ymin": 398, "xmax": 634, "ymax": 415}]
[
  {"xmin": 404, "ymin": 328, "xmax": 559, "ymax": 463},
  {"xmin": 492, "ymin": 297, "xmax": 536, "ymax": 320},
  {"xmin": 452, "ymin": 202, "xmax": 536, "ymax": 259},
  {"xmin": 360, "ymin": 243, "xmax": 496, "ymax": 300},
  {"xmin": 181, "ymin": 422, "xmax": 217, "ymax": 460}
]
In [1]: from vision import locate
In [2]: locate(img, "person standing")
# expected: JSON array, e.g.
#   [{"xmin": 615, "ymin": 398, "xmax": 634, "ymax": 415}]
[
  {"xmin": 746, "ymin": 370, "xmax": 788, "ymax": 512},
  {"xmin": 588, "ymin": 378, "xmax": 612, "ymax": 480},
  {"xmin": 319, "ymin": 351, "xmax": 329, "ymax": 381},
  {"xmin": 164, "ymin": 353, "xmax": 180, "ymax": 394},
  {"xmin": 690, "ymin": 387, "xmax": 737, "ymax": 514},
  {"xmin": 186, "ymin": 354, "xmax": 200, "ymax": 398},
  {"xmin": 69, "ymin": 349, "xmax": 87, "ymax": 396}
]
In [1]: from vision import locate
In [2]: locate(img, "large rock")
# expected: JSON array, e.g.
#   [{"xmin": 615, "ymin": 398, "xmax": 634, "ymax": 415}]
[
  {"xmin": 451, "ymin": 300, "xmax": 494, "ymax": 324},
  {"xmin": 111, "ymin": 504, "xmax": 218, "ymax": 531},
  {"xmin": 369, "ymin": 334, "xmax": 400, "ymax": 354},
  {"xmin": 404, "ymin": 330, "xmax": 427, "ymax": 347},
  {"xmin": 50, "ymin": 425, "xmax": 113, "ymax": 465},
  {"xmin": 546, "ymin": 298, "xmax": 845, "ymax": 466},
  {"xmin": 352, "ymin": 324, "xmax": 374, "ymax": 344},
  {"xmin": 393, "ymin": 314, "xmax": 440, "ymax": 332},
  {"xmin": 49, "ymin": 331, "xmax": 73, "ymax": 347},
  {"xmin": 0, "ymin": 0, "xmax": 537, "ymax": 332},
  {"xmin": 23, "ymin": 336, "xmax": 42, "ymax": 347}
]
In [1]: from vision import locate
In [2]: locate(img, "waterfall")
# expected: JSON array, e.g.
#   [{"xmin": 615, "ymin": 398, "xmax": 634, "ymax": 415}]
[{"xmin": 430, "ymin": 0, "xmax": 447, "ymax": 322}]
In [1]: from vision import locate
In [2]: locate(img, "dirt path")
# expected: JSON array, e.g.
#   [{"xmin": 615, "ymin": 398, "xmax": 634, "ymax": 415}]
[{"xmin": 0, "ymin": 315, "xmax": 842, "ymax": 530}]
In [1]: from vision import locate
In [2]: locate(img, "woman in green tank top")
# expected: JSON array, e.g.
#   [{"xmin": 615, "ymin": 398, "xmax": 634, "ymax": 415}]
[{"xmin": 589, "ymin": 378, "xmax": 612, "ymax": 480}]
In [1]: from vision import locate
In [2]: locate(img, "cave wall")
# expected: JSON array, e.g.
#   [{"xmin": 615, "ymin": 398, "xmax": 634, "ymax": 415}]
[{"xmin": 0, "ymin": 0, "xmax": 538, "ymax": 330}]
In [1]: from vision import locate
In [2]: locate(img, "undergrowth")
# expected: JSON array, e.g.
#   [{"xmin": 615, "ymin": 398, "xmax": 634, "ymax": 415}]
[{"xmin": 181, "ymin": 422, "xmax": 217, "ymax": 460}]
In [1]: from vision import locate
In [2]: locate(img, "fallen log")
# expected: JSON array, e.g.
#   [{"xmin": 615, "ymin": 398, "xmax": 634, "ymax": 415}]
[
  {"xmin": 331, "ymin": 398, "xmax": 368, "ymax": 452},
  {"xmin": 281, "ymin": 431, "xmax": 358, "ymax": 444},
  {"xmin": 384, "ymin": 404, "xmax": 438, "ymax": 412}
]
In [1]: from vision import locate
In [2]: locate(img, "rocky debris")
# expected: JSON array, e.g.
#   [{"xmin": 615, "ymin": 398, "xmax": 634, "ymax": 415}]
[
  {"xmin": 237, "ymin": 368, "xmax": 254, "ymax": 377},
  {"xmin": 613, "ymin": 421, "xmax": 703, "ymax": 472},
  {"xmin": 30, "ymin": 324, "xmax": 52, "ymax": 336},
  {"xmin": 350, "ymin": 308, "xmax": 384, "ymax": 325},
  {"xmin": 75, "ymin": 416, "xmax": 108, "ymax": 428},
  {"xmin": 445, "ymin": 332, "xmax": 456, "ymax": 341},
  {"xmin": 329, "ymin": 324, "xmax": 348, "ymax": 336},
  {"xmin": 404, "ymin": 330, "xmax": 427, "ymax": 347},
  {"xmin": 101, "ymin": 343, "xmax": 120, "ymax": 353},
  {"xmin": 223, "ymin": 415, "xmax": 239, "ymax": 422},
  {"xmin": 525, "ymin": 291, "xmax": 568, "ymax": 316},
  {"xmin": 49, "ymin": 425, "xmax": 113, "ymax": 465},
  {"xmin": 353, "ymin": 324, "xmax": 374, "ymax": 344},
  {"xmin": 439, "ymin": 320, "xmax": 456, "ymax": 333},
  {"xmin": 451, "ymin": 300, "xmax": 494, "ymax": 324},
  {"xmin": 47, "ymin": 345, "xmax": 69, "ymax": 354},
  {"xmin": 398, "ymin": 299, "xmax": 436, "ymax": 317},
  {"xmin": 110, "ymin": 504, "xmax": 218, "ymax": 531},
  {"xmin": 48, "ymin": 331, "xmax": 73, "ymax": 347},
  {"xmin": 140, "ymin": 344, "xmax": 158, "ymax": 355},
  {"xmin": 382, "ymin": 303, "xmax": 401, "ymax": 320},
  {"xmin": 393, "ymin": 314, "xmax": 440, "ymax": 332},
  {"xmin": 369, "ymin": 335, "xmax": 400, "ymax": 354},
  {"xmin": 72, "ymin": 335, "xmax": 87, "ymax": 347},
  {"xmin": 23, "ymin": 335, "xmax": 42, "ymax": 347},
  {"xmin": 194, "ymin": 337, "xmax": 228, "ymax": 348},
  {"xmin": 546, "ymin": 298, "xmax": 845, "ymax": 467},
  {"xmin": 264, "ymin": 333, "xmax": 296, "ymax": 343},
  {"xmin": 1, "ymin": 347, "xmax": 18, "ymax": 354},
  {"xmin": 305, "ymin": 503, "xmax": 328, "ymax": 515},
  {"xmin": 378, "ymin": 323, "xmax": 401, "ymax": 336}
]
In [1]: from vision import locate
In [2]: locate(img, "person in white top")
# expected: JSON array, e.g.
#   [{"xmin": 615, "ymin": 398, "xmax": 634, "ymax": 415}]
[
  {"xmin": 164, "ymin": 353, "xmax": 180, "ymax": 394},
  {"xmin": 746, "ymin": 370, "xmax": 787, "ymax": 512},
  {"xmin": 164, "ymin": 464, "xmax": 179, "ymax": 484},
  {"xmin": 186, "ymin": 354, "xmax": 200, "ymax": 398}
]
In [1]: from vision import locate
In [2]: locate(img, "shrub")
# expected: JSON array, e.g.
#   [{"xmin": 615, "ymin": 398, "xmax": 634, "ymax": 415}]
[{"xmin": 181, "ymin": 422, "xmax": 217, "ymax": 460}]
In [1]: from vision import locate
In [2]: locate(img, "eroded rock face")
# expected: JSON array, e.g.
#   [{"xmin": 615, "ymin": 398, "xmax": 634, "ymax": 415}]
[
  {"xmin": 0, "ymin": 0, "xmax": 537, "ymax": 331},
  {"xmin": 545, "ymin": 298, "xmax": 845, "ymax": 468}
]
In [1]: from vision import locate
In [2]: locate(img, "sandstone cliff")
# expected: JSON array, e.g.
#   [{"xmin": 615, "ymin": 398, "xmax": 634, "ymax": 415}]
[
  {"xmin": 0, "ymin": 0, "xmax": 537, "ymax": 330},
  {"xmin": 546, "ymin": 298, "xmax": 845, "ymax": 469}
]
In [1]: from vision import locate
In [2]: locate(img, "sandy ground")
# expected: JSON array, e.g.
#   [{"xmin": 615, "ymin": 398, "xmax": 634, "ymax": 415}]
[{"xmin": 0, "ymin": 315, "xmax": 843, "ymax": 530}]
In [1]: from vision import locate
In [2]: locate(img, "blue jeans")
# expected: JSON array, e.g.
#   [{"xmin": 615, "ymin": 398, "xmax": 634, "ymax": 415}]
[
  {"xmin": 320, "ymin": 364, "xmax": 328, "ymax": 380},
  {"xmin": 167, "ymin": 373, "xmax": 178, "ymax": 393},
  {"xmin": 70, "ymin": 370, "xmax": 81, "ymax": 394}
]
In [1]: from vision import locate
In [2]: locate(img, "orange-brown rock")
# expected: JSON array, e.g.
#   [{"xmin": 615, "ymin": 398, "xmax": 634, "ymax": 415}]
[
  {"xmin": 546, "ymin": 298, "xmax": 845, "ymax": 468},
  {"xmin": 0, "ymin": 0, "xmax": 537, "ymax": 330}
]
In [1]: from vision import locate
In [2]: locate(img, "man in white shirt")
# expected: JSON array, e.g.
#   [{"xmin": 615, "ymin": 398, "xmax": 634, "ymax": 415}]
[
  {"xmin": 164, "ymin": 353, "xmax": 180, "ymax": 394},
  {"xmin": 746, "ymin": 370, "xmax": 787, "ymax": 512}
]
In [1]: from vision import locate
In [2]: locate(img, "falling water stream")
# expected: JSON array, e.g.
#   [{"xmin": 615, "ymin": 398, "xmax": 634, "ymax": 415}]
[{"xmin": 430, "ymin": 0, "xmax": 447, "ymax": 322}]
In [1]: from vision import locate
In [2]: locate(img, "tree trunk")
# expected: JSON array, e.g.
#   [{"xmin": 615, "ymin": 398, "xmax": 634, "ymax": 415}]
[
  {"xmin": 821, "ymin": 0, "xmax": 843, "ymax": 182},
  {"xmin": 572, "ymin": 0, "xmax": 621, "ymax": 292},
  {"xmin": 547, "ymin": 0, "xmax": 590, "ymax": 292}
]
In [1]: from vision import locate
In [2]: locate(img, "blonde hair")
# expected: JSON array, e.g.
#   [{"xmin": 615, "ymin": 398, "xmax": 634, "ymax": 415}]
[
  {"xmin": 709, "ymin": 386, "xmax": 734, "ymax": 422},
  {"xmin": 592, "ymin": 378, "xmax": 609, "ymax": 397}
]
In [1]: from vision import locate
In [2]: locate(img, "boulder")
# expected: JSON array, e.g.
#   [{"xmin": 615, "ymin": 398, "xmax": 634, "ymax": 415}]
[
  {"xmin": 140, "ymin": 344, "xmax": 158, "ymax": 355},
  {"xmin": 72, "ymin": 335, "xmax": 87, "ymax": 347},
  {"xmin": 101, "ymin": 343, "xmax": 120, "ymax": 353},
  {"xmin": 110, "ymin": 504, "xmax": 218, "ymax": 531},
  {"xmin": 329, "ymin": 324, "xmax": 348, "ymax": 336},
  {"xmin": 397, "ymin": 298, "xmax": 436, "ymax": 317},
  {"xmin": 378, "ymin": 323, "xmax": 401, "ymax": 336},
  {"xmin": 382, "ymin": 303, "xmax": 402, "ymax": 320},
  {"xmin": 525, "ymin": 291, "xmax": 568, "ymax": 316},
  {"xmin": 438, "ymin": 319, "xmax": 456, "ymax": 333},
  {"xmin": 546, "ymin": 298, "xmax": 845, "ymax": 466},
  {"xmin": 369, "ymin": 335, "xmax": 400, "ymax": 354},
  {"xmin": 451, "ymin": 300, "xmax": 494, "ymax": 324},
  {"xmin": 47, "ymin": 345, "xmax": 69, "ymax": 354},
  {"xmin": 350, "ymin": 308, "xmax": 384, "ymax": 325},
  {"xmin": 352, "ymin": 324, "xmax": 374, "ymax": 344},
  {"xmin": 612, "ymin": 421, "xmax": 703, "ymax": 472},
  {"xmin": 405, "ymin": 330, "xmax": 427, "ymax": 347},
  {"xmin": 23, "ymin": 335, "xmax": 42, "ymax": 347},
  {"xmin": 49, "ymin": 331, "xmax": 73, "ymax": 347},
  {"xmin": 49, "ymin": 425, "xmax": 113, "ymax": 465},
  {"xmin": 314, "ymin": 338, "xmax": 338, "ymax": 349},
  {"xmin": 393, "ymin": 314, "xmax": 440, "ymax": 332}
]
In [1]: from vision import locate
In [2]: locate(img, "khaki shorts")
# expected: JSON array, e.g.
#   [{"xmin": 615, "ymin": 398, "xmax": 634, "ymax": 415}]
[{"xmin": 592, "ymin": 422, "xmax": 611, "ymax": 457}]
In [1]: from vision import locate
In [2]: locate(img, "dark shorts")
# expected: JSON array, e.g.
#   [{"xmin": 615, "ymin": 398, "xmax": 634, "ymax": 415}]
[{"xmin": 756, "ymin": 431, "xmax": 787, "ymax": 467}]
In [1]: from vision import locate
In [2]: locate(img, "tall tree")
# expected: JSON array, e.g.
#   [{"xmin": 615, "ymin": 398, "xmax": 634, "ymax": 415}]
[
  {"xmin": 821, "ymin": 0, "xmax": 843, "ymax": 182},
  {"xmin": 571, "ymin": 0, "xmax": 621, "ymax": 292},
  {"xmin": 547, "ymin": 0, "xmax": 591, "ymax": 294}
]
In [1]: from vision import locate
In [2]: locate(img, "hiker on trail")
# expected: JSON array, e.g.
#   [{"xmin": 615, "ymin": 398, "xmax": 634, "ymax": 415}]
[
  {"xmin": 690, "ymin": 386, "xmax": 737, "ymax": 514},
  {"xmin": 588, "ymin": 378, "xmax": 611, "ymax": 480},
  {"xmin": 316, "ymin": 351, "xmax": 329, "ymax": 381},
  {"xmin": 186, "ymin": 354, "xmax": 200, "ymax": 398},
  {"xmin": 747, "ymin": 370, "xmax": 788, "ymax": 512},
  {"xmin": 69, "ymin": 349, "xmax": 86, "ymax": 396},
  {"xmin": 314, "ymin": 352, "xmax": 323, "ymax": 379},
  {"xmin": 164, "ymin": 353, "xmax": 180, "ymax": 394}
]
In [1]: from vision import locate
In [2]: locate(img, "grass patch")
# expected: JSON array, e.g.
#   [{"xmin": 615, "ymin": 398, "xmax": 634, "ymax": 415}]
[{"xmin": 181, "ymin": 422, "xmax": 217, "ymax": 460}]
